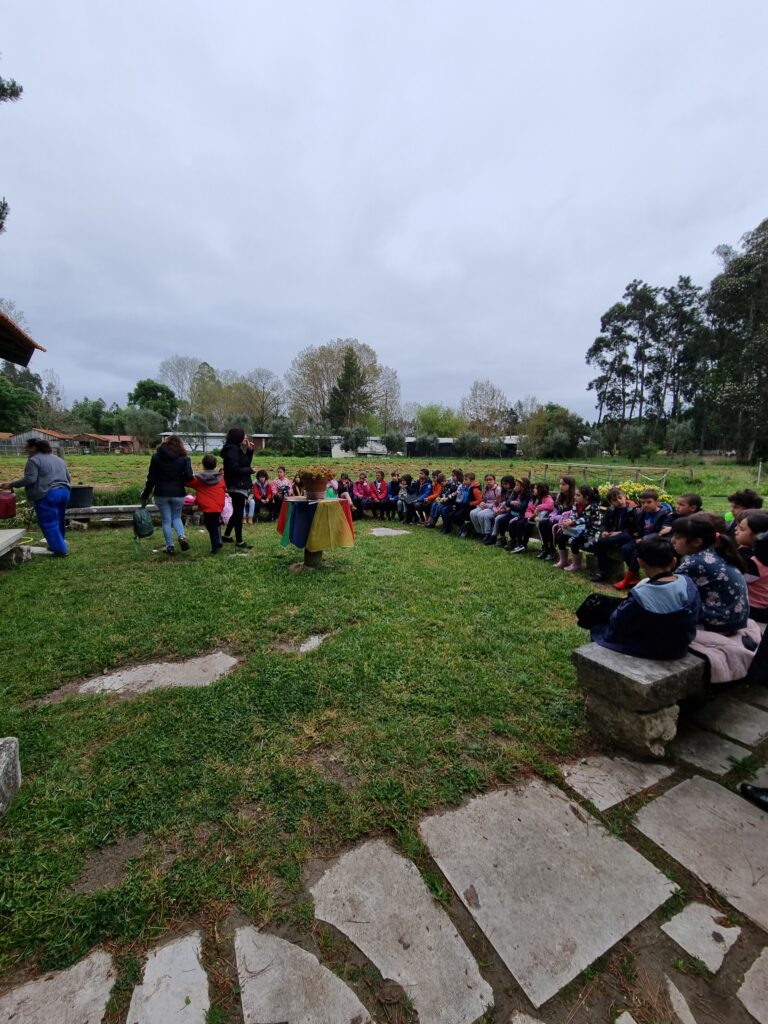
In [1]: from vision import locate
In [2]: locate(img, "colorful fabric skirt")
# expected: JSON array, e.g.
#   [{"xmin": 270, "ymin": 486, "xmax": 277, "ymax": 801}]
[{"xmin": 277, "ymin": 497, "xmax": 355, "ymax": 551}]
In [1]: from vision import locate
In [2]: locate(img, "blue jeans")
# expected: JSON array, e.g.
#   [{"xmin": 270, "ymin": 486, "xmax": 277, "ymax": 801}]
[
  {"xmin": 35, "ymin": 486, "xmax": 70, "ymax": 555},
  {"xmin": 155, "ymin": 496, "xmax": 186, "ymax": 548}
]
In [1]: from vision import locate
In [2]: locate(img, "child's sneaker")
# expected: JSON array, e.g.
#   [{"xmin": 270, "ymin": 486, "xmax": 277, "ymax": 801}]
[{"xmin": 178, "ymin": 537, "xmax": 190, "ymax": 551}]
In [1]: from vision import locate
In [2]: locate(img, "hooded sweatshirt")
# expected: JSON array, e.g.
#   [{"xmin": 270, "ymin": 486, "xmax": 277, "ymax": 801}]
[
  {"xmin": 140, "ymin": 444, "xmax": 193, "ymax": 500},
  {"xmin": 189, "ymin": 469, "xmax": 226, "ymax": 513}
]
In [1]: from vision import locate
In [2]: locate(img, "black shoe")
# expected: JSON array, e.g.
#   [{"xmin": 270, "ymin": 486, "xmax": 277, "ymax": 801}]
[
  {"xmin": 740, "ymin": 784, "xmax": 768, "ymax": 812},
  {"xmin": 178, "ymin": 537, "xmax": 190, "ymax": 551},
  {"xmin": 221, "ymin": 535, "xmax": 234, "ymax": 543},
  {"xmin": 483, "ymin": 536, "xmax": 495, "ymax": 545},
  {"xmin": 590, "ymin": 571, "xmax": 608, "ymax": 582},
  {"xmin": 236, "ymin": 542, "xmax": 253, "ymax": 550},
  {"xmin": 543, "ymin": 552, "xmax": 555, "ymax": 561},
  {"xmin": 536, "ymin": 550, "xmax": 548, "ymax": 559}
]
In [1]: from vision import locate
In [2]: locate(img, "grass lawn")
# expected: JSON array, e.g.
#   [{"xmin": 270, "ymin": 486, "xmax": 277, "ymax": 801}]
[{"xmin": 0, "ymin": 515, "xmax": 592, "ymax": 1003}]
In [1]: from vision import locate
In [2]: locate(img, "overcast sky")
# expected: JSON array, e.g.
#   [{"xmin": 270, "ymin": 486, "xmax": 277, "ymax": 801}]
[{"xmin": 2, "ymin": 1, "xmax": 767, "ymax": 420}]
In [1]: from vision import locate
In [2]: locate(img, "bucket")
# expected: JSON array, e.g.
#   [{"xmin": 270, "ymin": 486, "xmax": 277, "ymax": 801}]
[
  {"xmin": 0, "ymin": 490, "xmax": 16, "ymax": 519},
  {"xmin": 67, "ymin": 485, "xmax": 94, "ymax": 509}
]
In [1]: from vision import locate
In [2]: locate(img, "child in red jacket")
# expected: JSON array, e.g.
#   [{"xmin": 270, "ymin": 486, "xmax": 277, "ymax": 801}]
[{"xmin": 188, "ymin": 454, "xmax": 227, "ymax": 554}]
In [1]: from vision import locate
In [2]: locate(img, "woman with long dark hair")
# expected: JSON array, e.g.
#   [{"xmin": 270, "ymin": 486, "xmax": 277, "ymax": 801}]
[
  {"xmin": 140, "ymin": 434, "xmax": 194, "ymax": 555},
  {"xmin": 221, "ymin": 427, "xmax": 255, "ymax": 548}
]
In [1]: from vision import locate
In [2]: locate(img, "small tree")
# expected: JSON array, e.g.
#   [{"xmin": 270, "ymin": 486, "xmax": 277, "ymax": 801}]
[
  {"xmin": 123, "ymin": 408, "xmax": 166, "ymax": 449},
  {"xmin": 339, "ymin": 425, "xmax": 368, "ymax": 453},
  {"xmin": 619, "ymin": 424, "xmax": 646, "ymax": 461},
  {"xmin": 327, "ymin": 348, "xmax": 373, "ymax": 429},
  {"xmin": 381, "ymin": 431, "xmax": 405, "ymax": 454},
  {"xmin": 267, "ymin": 414, "xmax": 296, "ymax": 453},
  {"xmin": 127, "ymin": 378, "xmax": 179, "ymax": 426}
]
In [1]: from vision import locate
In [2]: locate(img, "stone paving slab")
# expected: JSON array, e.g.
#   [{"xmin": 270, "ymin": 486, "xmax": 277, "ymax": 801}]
[
  {"xmin": 669, "ymin": 726, "xmax": 751, "ymax": 776},
  {"xmin": 636, "ymin": 776, "xmax": 768, "ymax": 932},
  {"xmin": 615, "ymin": 1014, "xmax": 638, "ymax": 1024},
  {"xmin": 371, "ymin": 527, "xmax": 411, "ymax": 536},
  {"xmin": 660, "ymin": 901, "xmax": 741, "ymax": 972},
  {"xmin": 419, "ymin": 781, "xmax": 675, "ymax": 1009},
  {"xmin": 752, "ymin": 764, "xmax": 768, "ymax": 787},
  {"xmin": 0, "ymin": 736, "xmax": 21, "ymax": 815},
  {"xmin": 234, "ymin": 926, "xmax": 372, "ymax": 1024},
  {"xmin": 127, "ymin": 932, "xmax": 209, "ymax": 1023},
  {"xmin": 311, "ymin": 838, "xmax": 492, "ymax": 1024},
  {"xmin": 76, "ymin": 651, "xmax": 238, "ymax": 697},
  {"xmin": 0, "ymin": 528, "xmax": 26, "ymax": 558},
  {"xmin": 510, "ymin": 1014, "xmax": 545, "ymax": 1024},
  {"xmin": 665, "ymin": 976, "xmax": 697, "ymax": 1024},
  {"xmin": 745, "ymin": 686, "xmax": 768, "ymax": 709},
  {"xmin": 692, "ymin": 696, "xmax": 768, "ymax": 746},
  {"xmin": 562, "ymin": 755, "xmax": 673, "ymax": 810},
  {"xmin": 0, "ymin": 948, "xmax": 115, "ymax": 1023},
  {"xmin": 737, "ymin": 947, "xmax": 768, "ymax": 1024}
]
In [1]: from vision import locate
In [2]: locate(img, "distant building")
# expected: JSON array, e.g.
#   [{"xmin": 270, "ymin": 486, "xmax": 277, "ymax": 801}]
[
  {"xmin": 0, "ymin": 427, "xmax": 78, "ymax": 452},
  {"xmin": 76, "ymin": 433, "xmax": 140, "ymax": 453}
]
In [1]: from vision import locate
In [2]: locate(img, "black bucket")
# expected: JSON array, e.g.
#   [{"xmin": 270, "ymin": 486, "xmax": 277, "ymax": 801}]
[{"xmin": 67, "ymin": 485, "xmax": 94, "ymax": 508}]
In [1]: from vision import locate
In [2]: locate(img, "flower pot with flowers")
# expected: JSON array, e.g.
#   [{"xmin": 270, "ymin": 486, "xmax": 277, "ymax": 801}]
[{"xmin": 299, "ymin": 465, "xmax": 335, "ymax": 500}]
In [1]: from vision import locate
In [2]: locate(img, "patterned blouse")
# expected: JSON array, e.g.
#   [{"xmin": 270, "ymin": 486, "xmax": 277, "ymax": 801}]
[{"xmin": 676, "ymin": 550, "xmax": 749, "ymax": 633}]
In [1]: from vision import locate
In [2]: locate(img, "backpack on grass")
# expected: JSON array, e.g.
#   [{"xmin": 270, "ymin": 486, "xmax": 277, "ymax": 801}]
[{"xmin": 133, "ymin": 504, "xmax": 154, "ymax": 549}]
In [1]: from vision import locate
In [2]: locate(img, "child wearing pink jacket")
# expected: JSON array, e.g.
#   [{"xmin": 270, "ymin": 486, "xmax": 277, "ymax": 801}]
[{"xmin": 508, "ymin": 483, "xmax": 555, "ymax": 555}]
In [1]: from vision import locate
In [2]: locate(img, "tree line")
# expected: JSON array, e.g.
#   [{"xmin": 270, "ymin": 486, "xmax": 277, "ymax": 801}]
[{"xmin": 586, "ymin": 216, "xmax": 768, "ymax": 462}]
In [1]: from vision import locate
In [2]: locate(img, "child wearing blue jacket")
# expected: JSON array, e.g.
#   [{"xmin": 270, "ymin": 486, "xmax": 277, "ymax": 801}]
[{"xmin": 589, "ymin": 536, "xmax": 700, "ymax": 660}]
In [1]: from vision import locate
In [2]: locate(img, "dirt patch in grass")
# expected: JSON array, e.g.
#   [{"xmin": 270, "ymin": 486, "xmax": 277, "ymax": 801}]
[
  {"xmin": 308, "ymin": 748, "xmax": 356, "ymax": 790},
  {"xmin": 274, "ymin": 634, "xmax": 330, "ymax": 655},
  {"xmin": 72, "ymin": 834, "xmax": 147, "ymax": 894}
]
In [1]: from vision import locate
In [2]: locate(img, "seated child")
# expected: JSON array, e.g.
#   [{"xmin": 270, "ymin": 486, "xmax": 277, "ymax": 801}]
[
  {"xmin": 671, "ymin": 512, "xmax": 749, "ymax": 633},
  {"xmin": 590, "ymin": 487, "xmax": 638, "ymax": 583},
  {"xmin": 412, "ymin": 469, "xmax": 433, "ymax": 523},
  {"xmin": 397, "ymin": 473, "xmax": 419, "ymax": 523},
  {"xmin": 188, "ymin": 454, "xmax": 227, "ymax": 554},
  {"xmin": 508, "ymin": 482, "xmax": 554, "ymax": 553},
  {"xmin": 448, "ymin": 472, "xmax": 482, "ymax": 536},
  {"xmin": 252, "ymin": 469, "xmax": 272, "ymax": 521},
  {"xmin": 270, "ymin": 465, "xmax": 294, "ymax": 518},
  {"xmin": 735, "ymin": 510, "xmax": 768, "ymax": 623},
  {"xmin": 352, "ymin": 472, "xmax": 372, "ymax": 518},
  {"xmin": 420, "ymin": 471, "xmax": 445, "ymax": 523},
  {"xmin": 471, "ymin": 473, "xmax": 506, "ymax": 541},
  {"xmin": 726, "ymin": 488, "xmax": 764, "ymax": 537},
  {"xmin": 385, "ymin": 471, "xmax": 401, "ymax": 520},
  {"xmin": 659, "ymin": 492, "xmax": 702, "ymax": 535},
  {"xmin": 586, "ymin": 536, "xmax": 700, "ymax": 659},
  {"xmin": 365, "ymin": 470, "xmax": 389, "ymax": 519},
  {"xmin": 554, "ymin": 484, "xmax": 601, "ymax": 571}
]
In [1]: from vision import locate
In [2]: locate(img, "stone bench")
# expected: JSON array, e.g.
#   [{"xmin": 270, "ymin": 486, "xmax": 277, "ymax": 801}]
[{"xmin": 572, "ymin": 643, "xmax": 706, "ymax": 757}]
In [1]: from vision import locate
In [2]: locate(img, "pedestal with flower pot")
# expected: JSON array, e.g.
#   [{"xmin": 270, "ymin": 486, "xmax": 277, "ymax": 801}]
[{"xmin": 276, "ymin": 468, "xmax": 355, "ymax": 567}]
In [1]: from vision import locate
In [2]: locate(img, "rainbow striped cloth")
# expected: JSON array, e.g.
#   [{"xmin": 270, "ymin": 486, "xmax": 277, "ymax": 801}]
[{"xmin": 277, "ymin": 496, "xmax": 355, "ymax": 552}]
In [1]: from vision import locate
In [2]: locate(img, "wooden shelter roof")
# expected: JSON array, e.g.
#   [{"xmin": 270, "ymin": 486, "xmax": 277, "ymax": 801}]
[{"xmin": 0, "ymin": 310, "xmax": 46, "ymax": 367}]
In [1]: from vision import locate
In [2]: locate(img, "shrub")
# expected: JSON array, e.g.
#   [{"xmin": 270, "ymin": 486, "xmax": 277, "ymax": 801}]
[{"xmin": 597, "ymin": 479, "xmax": 673, "ymax": 506}]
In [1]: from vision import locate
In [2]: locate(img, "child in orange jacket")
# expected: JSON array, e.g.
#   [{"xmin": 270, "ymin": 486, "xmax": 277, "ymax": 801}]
[{"xmin": 188, "ymin": 454, "xmax": 227, "ymax": 554}]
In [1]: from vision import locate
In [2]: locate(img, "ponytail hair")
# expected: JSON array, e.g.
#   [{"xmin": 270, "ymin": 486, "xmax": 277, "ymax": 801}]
[{"xmin": 671, "ymin": 511, "xmax": 745, "ymax": 570}]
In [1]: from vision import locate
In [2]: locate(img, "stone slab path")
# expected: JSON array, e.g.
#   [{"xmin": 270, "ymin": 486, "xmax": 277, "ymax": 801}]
[
  {"xmin": 370, "ymin": 527, "xmax": 411, "ymax": 536},
  {"xmin": 737, "ymin": 946, "xmax": 768, "ymax": 1024},
  {"xmin": 126, "ymin": 932, "xmax": 209, "ymax": 1023},
  {"xmin": 0, "ymin": 736, "xmax": 21, "ymax": 815},
  {"xmin": 691, "ymin": 695, "xmax": 768, "ymax": 746},
  {"xmin": 234, "ymin": 926, "xmax": 372, "ymax": 1024},
  {"xmin": 660, "ymin": 901, "xmax": 741, "ymax": 972},
  {"xmin": 311, "ymin": 838, "xmax": 493, "ymax": 1024},
  {"xmin": 636, "ymin": 775, "xmax": 768, "ymax": 932},
  {"xmin": 562, "ymin": 754, "xmax": 673, "ymax": 810},
  {"xmin": 419, "ymin": 781, "xmax": 675, "ymax": 1008},
  {"xmin": 57, "ymin": 651, "xmax": 237, "ymax": 700},
  {"xmin": 0, "ymin": 949, "xmax": 115, "ymax": 1024},
  {"xmin": 670, "ymin": 725, "xmax": 750, "ymax": 775}
]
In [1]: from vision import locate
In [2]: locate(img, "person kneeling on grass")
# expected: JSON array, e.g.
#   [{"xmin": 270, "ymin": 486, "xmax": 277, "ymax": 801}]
[
  {"xmin": 2, "ymin": 438, "xmax": 72, "ymax": 557},
  {"xmin": 188, "ymin": 454, "xmax": 227, "ymax": 554},
  {"xmin": 582, "ymin": 536, "xmax": 700, "ymax": 660}
]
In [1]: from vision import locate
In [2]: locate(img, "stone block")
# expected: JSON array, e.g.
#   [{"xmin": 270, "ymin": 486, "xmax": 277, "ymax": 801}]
[
  {"xmin": 585, "ymin": 692, "xmax": 679, "ymax": 758},
  {"xmin": 0, "ymin": 545, "xmax": 32, "ymax": 569},
  {"xmin": 572, "ymin": 642, "xmax": 705, "ymax": 712},
  {"xmin": 0, "ymin": 737, "xmax": 21, "ymax": 815}
]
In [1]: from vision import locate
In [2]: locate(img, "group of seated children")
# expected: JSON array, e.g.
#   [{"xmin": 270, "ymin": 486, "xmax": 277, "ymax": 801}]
[{"xmin": 583, "ymin": 489, "xmax": 767, "ymax": 670}]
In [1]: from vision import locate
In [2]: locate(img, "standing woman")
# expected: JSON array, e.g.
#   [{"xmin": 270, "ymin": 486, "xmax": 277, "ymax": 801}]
[
  {"xmin": 221, "ymin": 427, "xmax": 255, "ymax": 548},
  {"xmin": 2, "ymin": 438, "xmax": 71, "ymax": 556},
  {"xmin": 140, "ymin": 434, "xmax": 193, "ymax": 555}
]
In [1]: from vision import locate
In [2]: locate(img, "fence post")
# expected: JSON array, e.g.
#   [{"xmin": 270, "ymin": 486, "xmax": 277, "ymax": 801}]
[
  {"xmin": 543, "ymin": 464, "xmax": 549, "ymax": 482},
  {"xmin": 758, "ymin": 461, "xmax": 763, "ymax": 488},
  {"xmin": 661, "ymin": 471, "xmax": 668, "ymax": 492},
  {"xmin": 583, "ymin": 465, "xmax": 588, "ymax": 482},
  {"xmin": 633, "ymin": 467, "xmax": 640, "ymax": 482}
]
